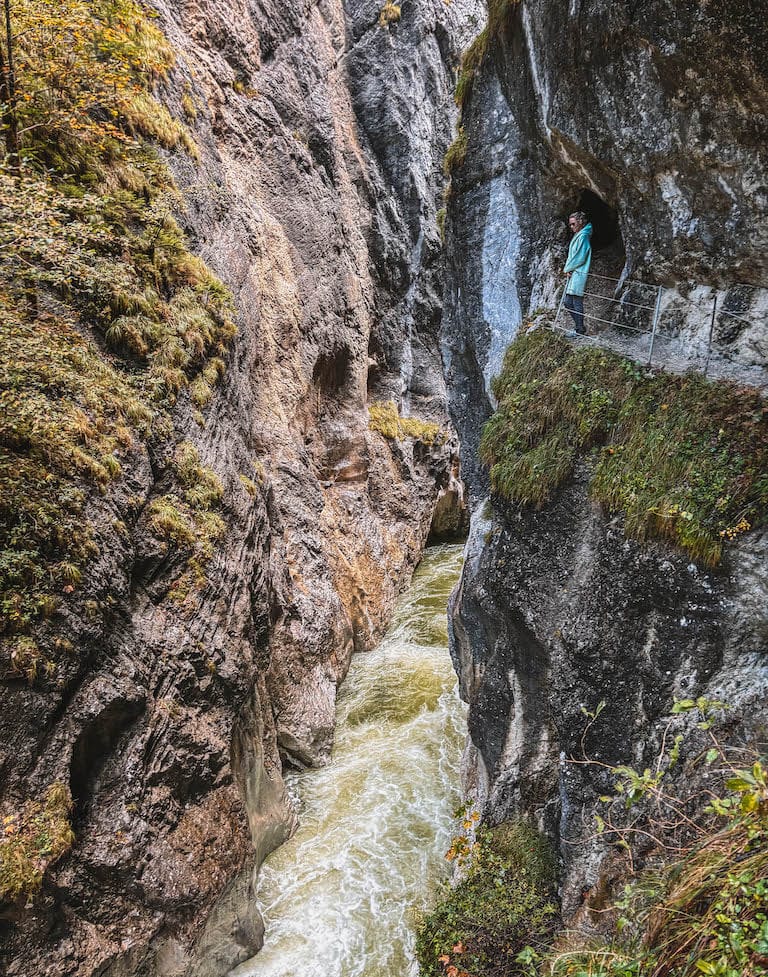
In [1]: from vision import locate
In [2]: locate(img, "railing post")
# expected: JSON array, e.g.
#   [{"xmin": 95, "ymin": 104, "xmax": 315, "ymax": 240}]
[
  {"xmin": 647, "ymin": 284, "xmax": 663, "ymax": 369},
  {"xmin": 704, "ymin": 294, "xmax": 718, "ymax": 376},
  {"xmin": 554, "ymin": 283, "xmax": 567, "ymax": 331}
]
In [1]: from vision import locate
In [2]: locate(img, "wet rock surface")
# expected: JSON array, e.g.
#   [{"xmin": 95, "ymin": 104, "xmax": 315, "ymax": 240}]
[
  {"xmin": 450, "ymin": 474, "xmax": 768, "ymax": 922},
  {"xmin": 0, "ymin": 2, "xmax": 479, "ymax": 975}
]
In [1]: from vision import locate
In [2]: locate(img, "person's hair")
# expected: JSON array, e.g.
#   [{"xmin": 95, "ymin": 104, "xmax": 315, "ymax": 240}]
[{"xmin": 569, "ymin": 211, "xmax": 588, "ymax": 224}]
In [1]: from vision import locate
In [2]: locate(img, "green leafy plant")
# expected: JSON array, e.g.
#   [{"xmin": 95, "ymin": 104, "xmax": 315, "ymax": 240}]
[{"xmin": 416, "ymin": 818, "xmax": 558, "ymax": 977}]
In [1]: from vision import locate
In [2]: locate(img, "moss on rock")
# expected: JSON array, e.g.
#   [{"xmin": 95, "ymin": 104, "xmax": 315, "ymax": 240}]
[{"xmin": 480, "ymin": 329, "xmax": 768, "ymax": 565}]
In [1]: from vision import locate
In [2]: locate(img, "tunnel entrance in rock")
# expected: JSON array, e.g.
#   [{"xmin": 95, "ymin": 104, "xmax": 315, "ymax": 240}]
[{"xmin": 576, "ymin": 188, "xmax": 622, "ymax": 253}]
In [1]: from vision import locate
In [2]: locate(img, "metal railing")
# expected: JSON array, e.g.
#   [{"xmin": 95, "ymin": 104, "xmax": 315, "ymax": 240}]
[{"xmin": 551, "ymin": 273, "xmax": 767, "ymax": 380}]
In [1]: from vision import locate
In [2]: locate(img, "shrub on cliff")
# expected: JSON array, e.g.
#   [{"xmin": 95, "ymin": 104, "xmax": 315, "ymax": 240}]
[
  {"xmin": 479, "ymin": 329, "xmax": 768, "ymax": 565},
  {"xmin": 519, "ymin": 714, "xmax": 768, "ymax": 977},
  {"xmin": 416, "ymin": 819, "xmax": 558, "ymax": 977}
]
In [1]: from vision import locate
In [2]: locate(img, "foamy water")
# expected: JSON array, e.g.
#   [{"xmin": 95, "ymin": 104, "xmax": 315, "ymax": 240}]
[{"xmin": 230, "ymin": 544, "xmax": 466, "ymax": 977}]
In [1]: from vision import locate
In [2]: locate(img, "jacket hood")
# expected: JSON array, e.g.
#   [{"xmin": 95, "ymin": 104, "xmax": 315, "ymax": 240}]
[{"xmin": 578, "ymin": 222, "xmax": 593, "ymax": 238}]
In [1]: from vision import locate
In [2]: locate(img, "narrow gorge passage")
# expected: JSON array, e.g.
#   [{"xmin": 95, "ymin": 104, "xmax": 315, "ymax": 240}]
[{"xmin": 231, "ymin": 544, "xmax": 467, "ymax": 977}]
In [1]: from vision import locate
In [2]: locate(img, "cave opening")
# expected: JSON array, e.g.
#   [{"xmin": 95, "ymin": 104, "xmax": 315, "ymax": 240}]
[
  {"xmin": 312, "ymin": 345, "xmax": 351, "ymax": 397},
  {"xmin": 575, "ymin": 188, "xmax": 622, "ymax": 253}
]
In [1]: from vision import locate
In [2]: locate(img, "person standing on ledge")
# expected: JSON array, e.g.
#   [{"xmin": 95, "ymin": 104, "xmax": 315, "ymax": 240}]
[{"xmin": 563, "ymin": 211, "xmax": 593, "ymax": 335}]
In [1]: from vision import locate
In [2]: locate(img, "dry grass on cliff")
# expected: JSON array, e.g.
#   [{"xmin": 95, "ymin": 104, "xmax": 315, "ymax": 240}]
[
  {"xmin": 0, "ymin": 783, "xmax": 74, "ymax": 902},
  {"xmin": 378, "ymin": 2, "xmax": 401, "ymax": 27},
  {"xmin": 368, "ymin": 401, "xmax": 446, "ymax": 445},
  {"xmin": 480, "ymin": 329, "xmax": 768, "ymax": 565}
]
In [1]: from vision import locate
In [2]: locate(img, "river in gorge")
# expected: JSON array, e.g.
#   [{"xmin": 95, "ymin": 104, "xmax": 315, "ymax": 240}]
[{"xmin": 231, "ymin": 543, "xmax": 467, "ymax": 977}]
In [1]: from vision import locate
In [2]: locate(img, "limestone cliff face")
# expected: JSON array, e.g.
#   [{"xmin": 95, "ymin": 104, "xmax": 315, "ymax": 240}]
[
  {"xmin": 0, "ymin": 2, "xmax": 480, "ymax": 975},
  {"xmin": 444, "ymin": 0, "xmax": 768, "ymax": 927},
  {"xmin": 443, "ymin": 0, "xmax": 768, "ymax": 497}
]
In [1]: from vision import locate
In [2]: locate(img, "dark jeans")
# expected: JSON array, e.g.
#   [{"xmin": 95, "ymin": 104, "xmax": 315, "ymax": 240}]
[{"xmin": 564, "ymin": 293, "xmax": 585, "ymax": 334}]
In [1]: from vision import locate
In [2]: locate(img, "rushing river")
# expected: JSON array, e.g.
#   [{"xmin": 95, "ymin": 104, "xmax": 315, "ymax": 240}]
[{"xmin": 231, "ymin": 543, "xmax": 466, "ymax": 977}]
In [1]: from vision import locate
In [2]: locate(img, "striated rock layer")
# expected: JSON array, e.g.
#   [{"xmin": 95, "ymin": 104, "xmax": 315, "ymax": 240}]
[
  {"xmin": 444, "ymin": 0, "xmax": 768, "ymax": 928},
  {"xmin": 0, "ymin": 2, "xmax": 481, "ymax": 975}
]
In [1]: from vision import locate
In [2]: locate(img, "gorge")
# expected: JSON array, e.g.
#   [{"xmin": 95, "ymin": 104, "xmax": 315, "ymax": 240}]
[{"xmin": 0, "ymin": 1, "xmax": 767, "ymax": 976}]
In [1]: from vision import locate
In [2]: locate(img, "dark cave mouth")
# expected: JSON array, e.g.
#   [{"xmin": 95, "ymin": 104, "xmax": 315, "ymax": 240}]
[{"xmin": 574, "ymin": 188, "xmax": 623, "ymax": 253}]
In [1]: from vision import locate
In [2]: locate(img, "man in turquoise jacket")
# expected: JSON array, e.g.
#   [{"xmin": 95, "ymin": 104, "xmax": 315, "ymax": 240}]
[{"xmin": 563, "ymin": 211, "xmax": 592, "ymax": 335}]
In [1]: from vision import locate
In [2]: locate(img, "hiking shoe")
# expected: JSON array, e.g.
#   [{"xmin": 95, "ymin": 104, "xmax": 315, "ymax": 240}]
[{"xmin": 565, "ymin": 329, "xmax": 577, "ymax": 338}]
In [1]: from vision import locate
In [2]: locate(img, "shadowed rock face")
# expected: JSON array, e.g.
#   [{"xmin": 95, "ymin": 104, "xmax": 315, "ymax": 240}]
[
  {"xmin": 444, "ymin": 0, "xmax": 768, "ymax": 930},
  {"xmin": 0, "ymin": 2, "xmax": 480, "ymax": 975},
  {"xmin": 450, "ymin": 479, "xmax": 768, "ymax": 922}
]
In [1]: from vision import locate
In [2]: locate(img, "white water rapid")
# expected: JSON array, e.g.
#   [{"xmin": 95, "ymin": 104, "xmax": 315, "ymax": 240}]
[{"xmin": 231, "ymin": 543, "xmax": 466, "ymax": 977}]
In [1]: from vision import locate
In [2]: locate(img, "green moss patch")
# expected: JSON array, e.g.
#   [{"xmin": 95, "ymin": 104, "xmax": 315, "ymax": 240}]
[
  {"xmin": 368, "ymin": 401, "xmax": 446, "ymax": 445},
  {"xmin": 443, "ymin": 126, "xmax": 468, "ymax": 177},
  {"xmin": 454, "ymin": 0, "xmax": 519, "ymax": 109},
  {"xmin": 0, "ymin": 1, "xmax": 235, "ymax": 669},
  {"xmin": 480, "ymin": 330, "xmax": 768, "ymax": 565},
  {"xmin": 416, "ymin": 819, "xmax": 558, "ymax": 977},
  {"xmin": 0, "ymin": 782, "xmax": 74, "ymax": 902}
]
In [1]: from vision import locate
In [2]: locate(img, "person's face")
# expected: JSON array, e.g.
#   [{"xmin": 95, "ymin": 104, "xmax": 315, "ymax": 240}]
[{"xmin": 568, "ymin": 216, "xmax": 582, "ymax": 232}]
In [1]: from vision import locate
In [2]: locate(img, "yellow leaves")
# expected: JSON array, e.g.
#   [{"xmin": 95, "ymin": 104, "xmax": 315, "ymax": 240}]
[{"xmin": 719, "ymin": 518, "xmax": 750, "ymax": 540}]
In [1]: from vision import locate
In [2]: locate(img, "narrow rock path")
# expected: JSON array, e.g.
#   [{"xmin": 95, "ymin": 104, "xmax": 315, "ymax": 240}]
[{"xmin": 549, "ymin": 322, "xmax": 768, "ymax": 391}]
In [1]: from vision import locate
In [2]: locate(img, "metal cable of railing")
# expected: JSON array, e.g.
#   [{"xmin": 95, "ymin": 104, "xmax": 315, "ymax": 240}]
[
  {"xmin": 718, "ymin": 308, "xmax": 765, "ymax": 326},
  {"xmin": 548, "ymin": 273, "xmax": 767, "ymax": 386},
  {"xmin": 577, "ymin": 312, "xmax": 653, "ymax": 334},
  {"xmin": 581, "ymin": 289, "xmax": 658, "ymax": 312}
]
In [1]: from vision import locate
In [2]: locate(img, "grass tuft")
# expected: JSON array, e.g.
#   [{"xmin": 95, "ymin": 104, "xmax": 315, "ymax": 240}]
[
  {"xmin": 368, "ymin": 401, "xmax": 446, "ymax": 445},
  {"xmin": 0, "ymin": 783, "xmax": 75, "ymax": 902},
  {"xmin": 378, "ymin": 2, "xmax": 401, "ymax": 26}
]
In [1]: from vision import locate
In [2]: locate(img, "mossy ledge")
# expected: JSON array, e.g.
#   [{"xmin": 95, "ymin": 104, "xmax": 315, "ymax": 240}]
[
  {"xmin": 479, "ymin": 329, "xmax": 768, "ymax": 565},
  {"xmin": 416, "ymin": 819, "xmax": 558, "ymax": 977},
  {"xmin": 368, "ymin": 401, "xmax": 446, "ymax": 446}
]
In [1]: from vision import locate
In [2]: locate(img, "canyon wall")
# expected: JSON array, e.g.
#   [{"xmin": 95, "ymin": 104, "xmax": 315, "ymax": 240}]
[
  {"xmin": 443, "ymin": 0, "xmax": 768, "ymax": 497},
  {"xmin": 445, "ymin": 0, "xmax": 768, "ymax": 927},
  {"xmin": 0, "ymin": 2, "xmax": 481, "ymax": 975}
]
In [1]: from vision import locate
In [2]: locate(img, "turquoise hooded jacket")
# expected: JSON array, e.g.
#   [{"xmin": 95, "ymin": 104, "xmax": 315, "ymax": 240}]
[{"xmin": 564, "ymin": 222, "xmax": 593, "ymax": 296}]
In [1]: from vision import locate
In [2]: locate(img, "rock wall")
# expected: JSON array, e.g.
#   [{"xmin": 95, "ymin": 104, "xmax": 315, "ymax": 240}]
[
  {"xmin": 0, "ymin": 2, "xmax": 481, "ymax": 975},
  {"xmin": 444, "ymin": 0, "xmax": 768, "ymax": 926},
  {"xmin": 443, "ymin": 0, "xmax": 768, "ymax": 499}
]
